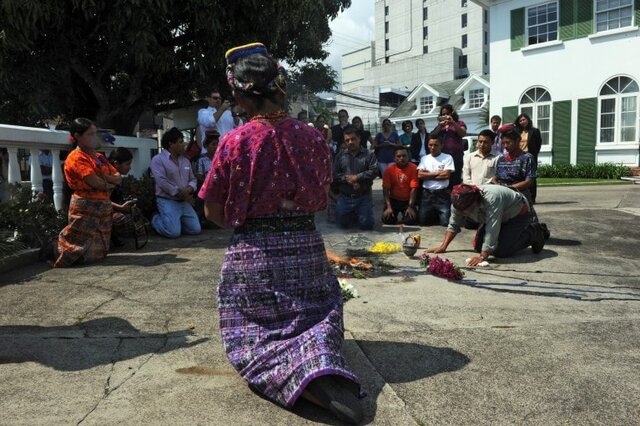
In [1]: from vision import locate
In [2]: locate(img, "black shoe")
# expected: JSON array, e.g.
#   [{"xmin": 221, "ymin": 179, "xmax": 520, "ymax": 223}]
[
  {"xmin": 111, "ymin": 237, "xmax": 126, "ymax": 248},
  {"xmin": 530, "ymin": 224, "xmax": 545, "ymax": 254},
  {"xmin": 305, "ymin": 376, "xmax": 363, "ymax": 424},
  {"xmin": 540, "ymin": 223, "xmax": 550, "ymax": 240}
]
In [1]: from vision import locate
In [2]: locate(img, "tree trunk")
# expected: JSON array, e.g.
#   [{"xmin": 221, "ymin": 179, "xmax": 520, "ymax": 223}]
[{"xmin": 95, "ymin": 105, "xmax": 145, "ymax": 136}]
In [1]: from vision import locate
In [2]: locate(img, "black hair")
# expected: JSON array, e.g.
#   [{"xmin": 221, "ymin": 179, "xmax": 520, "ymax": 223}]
[
  {"xmin": 352, "ymin": 116, "xmax": 362, "ymax": 124},
  {"xmin": 342, "ymin": 125, "xmax": 359, "ymax": 137},
  {"xmin": 233, "ymin": 53, "xmax": 284, "ymax": 109},
  {"xmin": 490, "ymin": 115, "xmax": 502, "ymax": 123},
  {"xmin": 514, "ymin": 112, "xmax": 533, "ymax": 131},
  {"xmin": 440, "ymin": 104, "xmax": 459, "ymax": 122},
  {"xmin": 402, "ymin": 120, "xmax": 413, "ymax": 131},
  {"xmin": 394, "ymin": 145, "xmax": 409, "ymax": 154},
  {"xmin": 297, "ymin": 110, "xmax": 308, "ymax": 120},
  {"xmin": 69, "ymin": 117, "xmax": 95, "ymax": 147},
  {"xmin": 382, "ymin": 118, "xmax": 392, "ymax": 126},
  {"xmin": 108, "ymin": 147, "xmax": 133, "ymax": 164},
  {"xmin": 428, "ymin": 132, "xmax": 443, "ymax": 143},
  {"xmin": 204, "ymin": 132, "xmax": 219, "ymax": 147},
  {"xmin": 479, "ymin": 129, "xmax": 495, "ymax": 139},
  {"xmin": 338, "ymin": 109, "xmax": 349, "ymax": 117},
  {"xmin": 415, "ymin": 118, "xmax": 425, "ymax": 126},
  {"xmin": 501, "ymin": 128, "xmax": 521, "ymax": 142},
  {"xmin": 161, "ymin": 127, "xmax": 184, "ymax": 150}
]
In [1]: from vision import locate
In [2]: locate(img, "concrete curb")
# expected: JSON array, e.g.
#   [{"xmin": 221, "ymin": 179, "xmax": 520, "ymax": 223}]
[{"xmin": 0, "ymin": 248, "xmax": 40, "ymax": 275}]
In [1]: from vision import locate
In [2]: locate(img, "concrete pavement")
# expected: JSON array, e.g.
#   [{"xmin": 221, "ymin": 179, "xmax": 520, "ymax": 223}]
[{"xmin": 1, "ymin": 183, "xmax": 639, "ymax": 425}]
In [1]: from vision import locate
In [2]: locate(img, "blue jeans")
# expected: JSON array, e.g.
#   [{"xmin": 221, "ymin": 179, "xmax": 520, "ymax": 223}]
[
  {"xmin": 335, "ymin": 194, "xmax": 374, "ymax": 230},
  {"xmin": 378, "ymin": 162, "xmax": 390, "ymax": 177},
  {"xmin": 419, "ymin": 188, "xmax": 451, "ymax": 226},
  {"xmin": 152, "ymin": 197, "xmax": 201, "ymax": 238}
]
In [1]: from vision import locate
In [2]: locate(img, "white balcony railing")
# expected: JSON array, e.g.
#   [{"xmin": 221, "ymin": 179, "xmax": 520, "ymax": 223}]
[{"xmin": 0, "ymin": 124, "xmax": 159, "ymax": 212}]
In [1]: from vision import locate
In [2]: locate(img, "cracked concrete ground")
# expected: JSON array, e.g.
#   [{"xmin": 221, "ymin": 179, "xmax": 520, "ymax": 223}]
[{"xmin": 0, "ymin": 183, "xmax": 639, "ymax": 425}]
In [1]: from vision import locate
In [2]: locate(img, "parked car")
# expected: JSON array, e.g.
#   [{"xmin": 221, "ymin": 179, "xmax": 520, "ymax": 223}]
[{"xmin": 463, "ymin": 134, "xmax": 478, "ymax": 155}]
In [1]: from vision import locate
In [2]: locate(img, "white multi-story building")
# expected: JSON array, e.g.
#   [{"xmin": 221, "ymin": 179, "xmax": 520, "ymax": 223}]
[
  {"xmin": 474, "ymin": 0, "xmax": 640, "ymax": 166},
  {"xmin": 337, "ymin": 0, "xmax": 489, "ymax": 127}
]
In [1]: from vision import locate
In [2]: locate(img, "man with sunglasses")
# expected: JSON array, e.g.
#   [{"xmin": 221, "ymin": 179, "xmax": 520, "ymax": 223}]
[{"xmin": 197, "ymin": 90, "xmax": 234, "ymax": 154}]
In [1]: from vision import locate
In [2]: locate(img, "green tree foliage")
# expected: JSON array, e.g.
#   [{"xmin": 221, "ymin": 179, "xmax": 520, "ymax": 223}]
[
  {"xmin": 288, "ymin": 62, "xmax": 338, "ymax": 102},
  {"xmin": 0, "ymin": 0, "xmax": 349, "ymax": 134}
]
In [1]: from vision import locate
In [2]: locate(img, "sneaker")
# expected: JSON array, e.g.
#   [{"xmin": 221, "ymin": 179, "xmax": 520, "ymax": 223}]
[{"xmin": 530, "ymin": 224, "xmax": 545, "ymax": 254}]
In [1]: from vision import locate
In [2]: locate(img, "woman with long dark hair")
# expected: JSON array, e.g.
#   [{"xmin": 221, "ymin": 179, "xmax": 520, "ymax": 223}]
[
  {"xmin": 514, "ymin": 112, "xmax": 542, "ymax": 203},
  {"xmin": 352, "ymin": 115, "xmax": 372, "ymax": 150},
  {"xmin": 199, "ymin": 43, "xmax": 362, "ymax": 423},
  {"xmin": 490, "ymin": 124, "xmax": 549, "ymax": 239},
  {"xmin": 54, "ymin": 118, "xmax": 122, "ymax": 267},
  {"xmin": 491, "ymin": 125, "xmax": 536, "ymax": 202},
  {"xmin": 372, "ymin": 118, "xmax": 400, "ymax": 176},
  {"xmin": 432, "ymin": 104, "xmax": 467, "ymax": 187}
]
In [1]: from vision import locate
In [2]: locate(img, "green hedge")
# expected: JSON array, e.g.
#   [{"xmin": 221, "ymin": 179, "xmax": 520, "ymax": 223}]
[
  {"xmin": 0, "ymin": 184, "xmax": 67, "ymax": 249},
  {"xmin": 537, "ymin": 163, "xmax": 632, "ymax": 179}
]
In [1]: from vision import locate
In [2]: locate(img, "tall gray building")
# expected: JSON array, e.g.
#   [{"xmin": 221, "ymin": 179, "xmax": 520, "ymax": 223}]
[{"xmin": 337, "ymin": 0, "xmax": 488, "ymax": 127}]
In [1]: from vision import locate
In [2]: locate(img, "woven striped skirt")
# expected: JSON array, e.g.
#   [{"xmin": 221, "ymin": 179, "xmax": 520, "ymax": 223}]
[
  {"xmin": 218, "ymin": 215, "xmax": 359, "ymax": 407},
  {"xmin": 54, "ymin": 195, "xmax": 112, "ymax": 267}
]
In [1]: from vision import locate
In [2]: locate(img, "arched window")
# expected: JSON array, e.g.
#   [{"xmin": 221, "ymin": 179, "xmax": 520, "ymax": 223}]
[
  {"xmin": 599, "ymin": 76, "xmax": 639, "ymax": 144},
  {"xmin": 519, "ymin": 87, "xmax": 552, "ymax": 146}
]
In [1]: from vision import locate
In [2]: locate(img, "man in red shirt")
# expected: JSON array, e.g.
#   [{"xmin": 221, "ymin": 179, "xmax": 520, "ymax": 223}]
[{"xmin": 382, "ymin": 146, "xmax": 419, "ymax": 225}]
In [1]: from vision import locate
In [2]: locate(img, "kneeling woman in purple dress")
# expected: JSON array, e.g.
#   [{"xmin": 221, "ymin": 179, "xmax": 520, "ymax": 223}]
[{"xmin": 198, "ymin": 43, "xmax": 363, "ymax": 424}]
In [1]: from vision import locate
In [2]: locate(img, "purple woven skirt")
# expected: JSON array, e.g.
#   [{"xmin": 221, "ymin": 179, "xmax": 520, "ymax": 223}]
[{"xmin": 218, "ymin": 216, "xmax": 359, "ymax": 407}]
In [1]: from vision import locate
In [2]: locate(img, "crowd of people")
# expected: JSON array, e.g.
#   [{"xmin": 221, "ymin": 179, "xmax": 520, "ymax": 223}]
[{"xmin": 37, "ymin": 41, "xmax": 553, "ymax": 424}]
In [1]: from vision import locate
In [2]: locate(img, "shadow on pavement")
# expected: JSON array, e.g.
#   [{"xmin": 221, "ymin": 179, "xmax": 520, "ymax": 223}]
[
  {"xmin": 493, "ymin": 249, "xmax": 559, "ymax": 264},
  {"xmin": 544, "ymin": 237, "xmax": 582, "ymax": 246},
  {"xmin": 534, "ymin": 201, "xmax": 579, "ymax": 205},
  {"xmin": 291, "ymin": 340, "xmax": 470, "ymax": 424},
  {"xmin": 354, "ymin": 340, "xmax": 470, "ymax": 383},
  {"xmin": 456, "ymin": 275, "xmax": 640, "ymax": 302},
  {"xmin": 0, "ymin": 317, "xmax": 208, "ymax": 371},
  {"xmin": 0, "ymin": 261, "xmax": 50, "ymax": 287},
  {"xmin": 98, "ymin": 252, "xmax": 190, "ymax": 267}
]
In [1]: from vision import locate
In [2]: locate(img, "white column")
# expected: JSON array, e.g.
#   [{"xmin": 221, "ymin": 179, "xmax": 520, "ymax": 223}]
[
  {"xmin": 156, "ymin": 129, "xmax": 163, "ymax": 151},
  {"xmin": 570, "ymin": 99, "xmax": 578, "ymax": 165},
  {"xmin": 30, "ymin": 148, "xmax": 43, "ymax": 194},
  {"xmin": 51, "ymin": 149, "xmax": 64, "ymax": 211},
  {"xmin": 7, "ymin": 147, "xmax": 21, "ymax": 184}
]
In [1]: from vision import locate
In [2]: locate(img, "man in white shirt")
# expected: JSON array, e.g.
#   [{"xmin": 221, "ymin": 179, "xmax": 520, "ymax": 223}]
[
  {"xmin": 417, "ymin": 133, "xmax": 455, "ymax": 226},
  {"xmin": 197, "ymin": 90, "xmax": 234, "ymax": 154},
  {"xmin": 463, "ymin": 129, "xmax": 499, "ymax": 186}
]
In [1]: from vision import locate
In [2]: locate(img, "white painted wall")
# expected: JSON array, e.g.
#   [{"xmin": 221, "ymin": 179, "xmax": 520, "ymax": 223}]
[
  {"xmin": 0, "ymin": 124, "xmax": 158, "ymax": 211},
  {"xmin": 342, "ymin": 45, "xmax": 374, "ymax": 92},
  {"xmin": 489, "ymin": 0, "xmax": 640, "ymax": 165}
]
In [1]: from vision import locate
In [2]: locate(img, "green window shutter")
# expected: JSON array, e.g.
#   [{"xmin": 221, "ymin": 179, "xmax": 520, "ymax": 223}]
[
  {"xmin": 502, "ymin": 106, "xmax": 518, "ymax": 124},
  {"xmin": 577, "ymin": 98, "xmax": 597, "ymax": 164},
  {"xmin": 552, "ymin": 100, "xmax": 571, "ymax": 165},
  {"xmin": 559, "ymin": 0, "xmax": 576, "ymax": 41},
  {"xmin": 511, "ymin": 8, "xmax": 525, "ymax": 51},
  {"xmin": 576, "ymin": 0, "xmax": 593, "ymax": 38},
  {"xmin": 636, "ymin": 0, "xmax": 640, "ymax": 28}
]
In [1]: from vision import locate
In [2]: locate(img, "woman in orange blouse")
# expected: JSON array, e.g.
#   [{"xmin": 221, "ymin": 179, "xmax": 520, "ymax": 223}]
[{"xmin": 54, "ymin": 118, "xmax": 122, "ymax": 267}]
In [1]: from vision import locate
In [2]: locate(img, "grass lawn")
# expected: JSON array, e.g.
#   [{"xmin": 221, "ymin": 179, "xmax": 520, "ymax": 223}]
[{"xmin": 537, "ymin": 178, "xmax": 633, "ymax": 186}]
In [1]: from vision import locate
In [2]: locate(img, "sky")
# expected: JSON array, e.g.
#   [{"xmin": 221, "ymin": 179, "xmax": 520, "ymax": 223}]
[{"xmin": 324, "ymin": 0, "xmax": 376, "ymax": 92}]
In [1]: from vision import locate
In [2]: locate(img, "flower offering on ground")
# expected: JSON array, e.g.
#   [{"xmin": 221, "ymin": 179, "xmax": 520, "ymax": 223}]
[
  {"xmin": 369, "ymin": 241, "xmax": 402, "ymax": 254},
  {"xmin": 418, "ymin": 252, "xmax": 465, "ymax": 281},
  {"xmin": 338, "ymin": 278, "xmax": 358, "ymax": 302}
]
